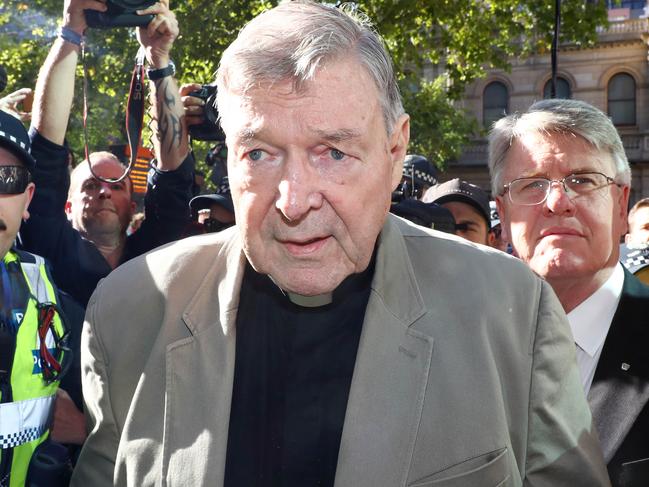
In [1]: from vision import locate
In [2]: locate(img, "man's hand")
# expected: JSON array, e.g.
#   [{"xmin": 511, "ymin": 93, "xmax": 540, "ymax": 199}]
[
  {"xmin": 0, "ymin": 88, "xmax": 33, "ymax": 122},
  {"xmin": 63, "ymin": 0, "xmax": 107, "ymax": 35},
  {"xmin": 50, "ymin": 388, "xmax": 87, "ymax": 445},
  {"xmin": 180, "ymin": 83, "xmax": 204, "ymax": 129},
  {"xmin": 136, "ymin": 0, "xmax": 179, "ymax": 68}
]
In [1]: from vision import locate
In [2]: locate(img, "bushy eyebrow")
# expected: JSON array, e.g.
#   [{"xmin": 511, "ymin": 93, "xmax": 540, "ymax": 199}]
[
  {"xmin": 518, "ymin": 167, "xmax": 602, "ymax": 179},
  {"xmin": 234, "ymin": 127, "xmax": 363, "ymax": 147},
  {"xmin": 236, "ymin": 128, "xmax": 259, "ymax": 146},
  {"xmin": 311, "ymin": 128, "xmax": 362, "ymax": 144}
]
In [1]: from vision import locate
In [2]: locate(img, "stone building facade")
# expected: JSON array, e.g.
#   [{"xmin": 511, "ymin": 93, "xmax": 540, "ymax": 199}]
[{"xmin": 441, "ymin": 1, "xmax": 649, "ymax": 205}]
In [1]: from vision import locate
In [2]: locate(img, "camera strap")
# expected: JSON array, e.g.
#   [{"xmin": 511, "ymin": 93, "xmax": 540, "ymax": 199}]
[
  {"xmin": 125, "ymin": 47, "xmax": 147, "ymax": 172},
  {"xmin": 81, "ymin": 44, "xmax": 145, "ymax": 183}
]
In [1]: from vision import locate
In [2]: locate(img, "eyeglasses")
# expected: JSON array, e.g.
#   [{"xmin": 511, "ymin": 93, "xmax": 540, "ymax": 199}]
[
  {"xmin": 0, "ymin": 165, "xmax": 31, "ymax": 194},
  {"xmin": 502, "ymin": 172, "xmax": 619, "ymax": 206}
]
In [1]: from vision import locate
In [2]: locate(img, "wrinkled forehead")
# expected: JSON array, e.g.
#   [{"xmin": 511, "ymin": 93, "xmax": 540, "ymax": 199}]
[
  {"xmin": 218, "ymin": 59, "xmax": 382, "ymax": 142},
  {"xmin": 505, "ymin": 131, "xmax": 614, "ymax": 176}
]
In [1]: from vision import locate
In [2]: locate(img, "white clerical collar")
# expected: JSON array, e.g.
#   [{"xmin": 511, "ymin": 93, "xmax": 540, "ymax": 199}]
[
  {"xmin": 567, "ymin": 263, "xmax": 625, "ymax": 358},
  {"xmin": 286, "ymin": 292, "xmax": 333, "ymax": 307},
  {"xmin": 267, "ymin": 275, "xmax": 334, "ymax": 308}
]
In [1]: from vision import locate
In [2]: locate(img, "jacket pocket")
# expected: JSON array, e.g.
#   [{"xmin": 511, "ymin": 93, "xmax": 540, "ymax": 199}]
[{"xmin": 409, "ymin": 447, "xmax": 511, "ymax": 487}]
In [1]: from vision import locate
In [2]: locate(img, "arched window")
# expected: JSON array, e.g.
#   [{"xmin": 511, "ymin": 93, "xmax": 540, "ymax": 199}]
[
  {"xmin": 543, "ymin": 77, "xmax": 571, "ymax": 99},
  {"xmin": 608, "ymin": 73, "xmax": 636, "ymax": 126},
  {"xmin": 483, "ymin": 82, "xmax": 508, "ymax": 128}
]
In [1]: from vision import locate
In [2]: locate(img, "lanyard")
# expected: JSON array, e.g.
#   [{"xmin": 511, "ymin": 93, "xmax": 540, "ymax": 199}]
[{"xmin": 0, "ymin": 260, "xmax": 15, "ymax": 333}]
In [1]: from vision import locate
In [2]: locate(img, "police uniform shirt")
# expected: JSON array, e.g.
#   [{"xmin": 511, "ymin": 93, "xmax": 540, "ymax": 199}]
[{"xmin": 224, "ymin": 260, "xmax": 373, "ymax": 487}]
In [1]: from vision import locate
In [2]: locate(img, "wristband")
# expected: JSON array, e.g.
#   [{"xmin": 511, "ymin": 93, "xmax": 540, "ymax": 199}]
[
  {"xmin": 58, "ymin": 26, "xmax": 84, "ymax": 47},
  {"xmin": 147, "ymin": 61, "xmax": 176, "ymax": 81}
]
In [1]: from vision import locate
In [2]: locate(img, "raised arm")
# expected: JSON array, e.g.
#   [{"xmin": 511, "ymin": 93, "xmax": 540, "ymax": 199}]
[
  {"xmin": 31, "ymin": 0, "xmax": 107, "ymax": 145},
  {"xmin": 136, "ymin": 0, "xmax": 189, "ymax": 171}
]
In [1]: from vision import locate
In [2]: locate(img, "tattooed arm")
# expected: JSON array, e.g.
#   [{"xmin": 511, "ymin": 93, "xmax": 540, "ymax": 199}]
[
  {"xmin": 137, "ymin": 0, "xmax": 188, "ymax": 171},
  {"xmin": 32, "ymin": 0, "xmax": 107, "ymax": 145},
  {"xmin": 149, "ymin": 76, "xmax": 188, "ymax": 171}
]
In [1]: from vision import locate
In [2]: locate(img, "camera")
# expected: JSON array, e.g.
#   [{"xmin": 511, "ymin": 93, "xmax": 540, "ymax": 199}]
[
  {"xmin": 85, "ymin": 0, "xmax": 156, "ymax": 28},
  {"xmin": 188, "ymin": 84, "xmax": 225, "ymax": 142}
]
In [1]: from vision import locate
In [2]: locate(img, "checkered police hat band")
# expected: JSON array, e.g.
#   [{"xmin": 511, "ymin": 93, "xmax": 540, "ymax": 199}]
[
  {"xmin": 623, "ymin": 250, "xmax": 649, "ymax": 273},
  {"xmin": 405, "ymin": 168, "xmax": 436, "ymax": 185}
]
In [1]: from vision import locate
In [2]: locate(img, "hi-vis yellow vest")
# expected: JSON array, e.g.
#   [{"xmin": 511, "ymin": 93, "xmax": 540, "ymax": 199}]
[{"xmin": 0, "ymin": 250, "xmax": 65, "ymax": 487}]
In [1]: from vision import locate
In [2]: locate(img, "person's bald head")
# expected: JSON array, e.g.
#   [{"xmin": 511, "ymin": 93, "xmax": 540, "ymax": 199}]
[{"xmin": 66, "ymin": 152, "xmax": 135, "ymax": 241}]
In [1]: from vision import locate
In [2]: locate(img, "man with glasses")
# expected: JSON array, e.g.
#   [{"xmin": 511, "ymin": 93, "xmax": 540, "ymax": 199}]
[{"xmin": 489, "ymin": 98, "xmax": 649, "ymax": 486}]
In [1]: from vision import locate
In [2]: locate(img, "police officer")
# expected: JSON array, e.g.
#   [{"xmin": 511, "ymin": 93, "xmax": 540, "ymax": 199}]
[
  {"xmin": 397, "ymin": 154, "xmax": 438, "ymax": 200},
  {"xmin": 0, "ymin": 111, "xmax": 68, "ymax": 487}
]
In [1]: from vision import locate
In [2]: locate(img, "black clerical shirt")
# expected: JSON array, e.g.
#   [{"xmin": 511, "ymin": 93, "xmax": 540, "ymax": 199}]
[{"xmin": 224, "ymin": 262, "xmax": 373, "ymax": 487}]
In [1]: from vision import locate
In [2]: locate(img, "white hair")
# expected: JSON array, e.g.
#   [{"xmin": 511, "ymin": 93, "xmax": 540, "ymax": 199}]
[
  {"xmin": 215, "ymin": 0, "xmax": 404, "ymax": 135},
  {"xmin": 488, "ymin": 99, "xmax": 630, "ymax": 194}
]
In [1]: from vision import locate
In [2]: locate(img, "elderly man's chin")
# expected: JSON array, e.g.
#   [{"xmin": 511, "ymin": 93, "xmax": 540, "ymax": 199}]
[
  {"xmin": 269, "ymin": 267, "xmax": 353, "ymax": 296},
  {"xmin": 245, "ymin": 246, "xmax": 360, "ymax": 296},
  {"xmin": 528, "ymin": 247, "xmax": 588, "ymax": 280}
]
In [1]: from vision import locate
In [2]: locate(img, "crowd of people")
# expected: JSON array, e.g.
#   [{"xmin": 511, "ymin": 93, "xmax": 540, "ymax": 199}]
[{"xmin": 0, "ymin": 0, "xmax": 647, "ymax": 486}]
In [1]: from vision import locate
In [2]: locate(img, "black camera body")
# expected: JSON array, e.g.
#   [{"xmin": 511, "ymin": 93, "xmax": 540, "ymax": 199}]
[
  {"xmin": 85, "ymin": 0, "xmax": 155, "ymax": 28},
  {"xmin": 188, "ymin": 84, "xmax": 225, "ymax": 142}
]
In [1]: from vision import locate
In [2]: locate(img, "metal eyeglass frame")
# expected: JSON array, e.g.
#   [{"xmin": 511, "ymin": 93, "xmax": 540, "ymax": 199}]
[{"xmin": 501, "ymin": 171, "xmax": 619, "ymax": 206}]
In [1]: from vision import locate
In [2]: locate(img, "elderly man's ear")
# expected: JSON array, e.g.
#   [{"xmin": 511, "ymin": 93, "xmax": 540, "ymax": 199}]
[
  {"xmin": 495, "ymin": 196, "xmax": 511, "ymax": 245},
  {"xmin": 390, "ymin": 114, "xmax": 410, "ymax": 189},
  {"xmin": 616, "ymin": 184, "xmax": 630, "ymax": 238}
]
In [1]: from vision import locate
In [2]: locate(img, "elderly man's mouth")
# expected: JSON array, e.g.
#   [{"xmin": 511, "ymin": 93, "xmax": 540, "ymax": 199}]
[
  {"xmin": 540, "ymin": 227, "xmax": 583, "ymax": 239},
  {"xmin": 282, "ymin": 236, "xmax": 332, "ymax": 256}
]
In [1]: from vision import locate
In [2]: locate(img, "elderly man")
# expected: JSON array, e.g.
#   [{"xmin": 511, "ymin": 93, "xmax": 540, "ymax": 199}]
[
  {"xmin": 73, "ymin": 3, "xmax": 609, "ymax": 486},
  {"xmin": 18, "ymin": 0, "xmax": 193, "ymax": 307},
  {"xmin": 490, "ymin": 98, "xmax": 649, "ymax": 486}
]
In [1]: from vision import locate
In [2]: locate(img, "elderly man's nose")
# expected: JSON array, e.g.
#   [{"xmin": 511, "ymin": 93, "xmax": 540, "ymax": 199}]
[
  {"xmin": 544, "ymin": 181, "xmax": 574, "ymax": 215},
  {"xmin": 275, "ymin": 160, "xmax": 323, "ymax": 221}
]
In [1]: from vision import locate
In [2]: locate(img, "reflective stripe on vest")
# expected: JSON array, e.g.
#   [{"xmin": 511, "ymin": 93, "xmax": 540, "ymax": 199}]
[
  {"xmin": 0, "ymin": 251, "xmax": 64, "ymax": 487},
  {"xmin": 0, "ymin": 396, "xmax": 54, "ymax": 449},
  {"xmin": 18, "ymin": 254, "xmax": 51, "ymax": 304}
]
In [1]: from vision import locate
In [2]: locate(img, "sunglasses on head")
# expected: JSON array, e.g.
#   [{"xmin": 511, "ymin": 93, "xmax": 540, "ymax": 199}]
[{"xmin": 0, "ymin": 165, "xmax": 31, "ymax": 194}]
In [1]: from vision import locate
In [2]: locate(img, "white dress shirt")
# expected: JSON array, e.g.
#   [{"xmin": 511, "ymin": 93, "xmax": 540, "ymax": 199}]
[{"xmin": 567, "ymin": 263, "xmax": 625, "ymax": 394}]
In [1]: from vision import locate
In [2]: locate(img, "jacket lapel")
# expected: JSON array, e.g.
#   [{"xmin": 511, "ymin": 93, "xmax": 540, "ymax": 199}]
[
  {"xmin": 162, "ymin": 233, "xmax": 246, "ymax": 486},
  {"xmin": 335, "ymin": 217, "xmax": 433, "ymax": 487},
  {"xmin": 589, "ymin": 270, "xmax": 649, "ymax": 462}
]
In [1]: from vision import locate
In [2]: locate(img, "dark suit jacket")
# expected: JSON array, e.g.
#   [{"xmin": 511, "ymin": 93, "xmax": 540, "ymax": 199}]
[{"xmin": 589, "ymin": 270, "xmax": 649, "ymax": 487}]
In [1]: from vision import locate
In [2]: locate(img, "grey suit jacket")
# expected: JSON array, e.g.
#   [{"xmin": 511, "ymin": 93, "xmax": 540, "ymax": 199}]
[{"xmin": 72, "ymin": 215, "xmax": 610, "ymax": 486}]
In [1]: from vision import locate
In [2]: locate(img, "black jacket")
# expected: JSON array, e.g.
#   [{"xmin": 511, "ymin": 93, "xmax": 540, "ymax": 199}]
[
  {"xmin": 589, "ymin": 269, "xmax": 649, "ymax": 487},
  {"xmin": 19, "ymin": 130, "xmax": 194, "ymax": 306}
]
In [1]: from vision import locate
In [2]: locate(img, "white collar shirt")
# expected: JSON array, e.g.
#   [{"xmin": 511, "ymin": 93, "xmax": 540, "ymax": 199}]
[{"xmin": 567, "ymin": 263, "xmax": 625, "ymax": 394}]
